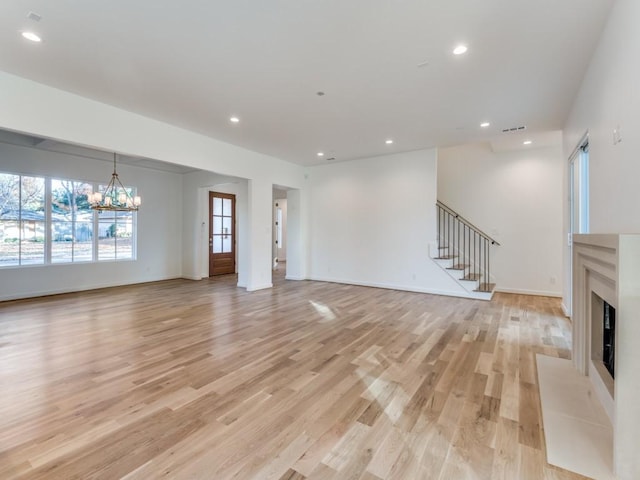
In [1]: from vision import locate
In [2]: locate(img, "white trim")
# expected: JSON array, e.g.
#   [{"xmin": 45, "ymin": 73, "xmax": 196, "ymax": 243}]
[
  {"xmin": 494, "ymin": 287, "xmax": 562, "ymax": 297},
  {"xmin": 561, "ymin": 302, "xmax": 571, "ymax": 317},
  {"xmin": 246, "ymin": 282, "xmax": 273, "ymax": 292},
  {"xmin": 308, "ymin": 275, "xmax": 492, "ymax": 300},
  {"xmin": 285, "ymin": 275, "xmax": 306, "ymax": 281},
  {"xmin": 181, "ymin": 275, "xmax": 201, "ymax": 281},
  {"xmin": 589, "ymin": 360, "xmax": 615, "ymax": 424},
  {"xmin": 0, "ymin": 275, "xmax": 180, "ymax": 302}
]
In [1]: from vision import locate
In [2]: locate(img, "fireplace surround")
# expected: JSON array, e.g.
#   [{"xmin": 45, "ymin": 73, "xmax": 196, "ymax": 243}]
[{"xmin": 572, "ymin": 234, "xmax": 640, "ymax": 480}]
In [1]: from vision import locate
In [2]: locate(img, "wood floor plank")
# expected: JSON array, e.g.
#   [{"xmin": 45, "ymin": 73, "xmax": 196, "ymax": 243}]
[{"xmin": 0, "ymin": 272, "xmax": 590, "ymax": 479}]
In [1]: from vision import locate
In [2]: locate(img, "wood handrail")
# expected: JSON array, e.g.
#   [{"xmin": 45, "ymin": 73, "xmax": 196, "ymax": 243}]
[{"xmin": 436, "ymin": 201, "xmax": 501, "ymax": 246}]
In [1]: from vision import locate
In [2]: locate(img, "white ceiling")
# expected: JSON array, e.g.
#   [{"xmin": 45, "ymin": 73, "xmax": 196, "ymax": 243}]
[{"xmin": 0, "ymin": 1, "xmax": 613, "ymax": 166}]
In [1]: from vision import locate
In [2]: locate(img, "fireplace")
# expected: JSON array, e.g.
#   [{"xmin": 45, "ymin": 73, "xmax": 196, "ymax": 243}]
[
  {"xmin": 591, "ymin": 293, "xmax": 615, "ymax": 398},
  {"xmin": 572, "ymin": 234, "xmax": 640, "ymax": 479}
]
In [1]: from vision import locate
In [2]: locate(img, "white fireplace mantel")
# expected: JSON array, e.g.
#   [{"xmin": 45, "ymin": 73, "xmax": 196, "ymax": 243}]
[{"xmin": 572, "ymin": 234, "xmax": 640, "ymax": 480}]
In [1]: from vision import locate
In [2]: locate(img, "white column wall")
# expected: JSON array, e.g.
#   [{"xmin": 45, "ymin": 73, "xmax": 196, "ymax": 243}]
[
  {"xmin": 247, "ymin": 179, "xmax": 274, "ymax": 291},
  {"xmin": 284, "ymin": 188, "xmax": 308, "ymax": 281}
]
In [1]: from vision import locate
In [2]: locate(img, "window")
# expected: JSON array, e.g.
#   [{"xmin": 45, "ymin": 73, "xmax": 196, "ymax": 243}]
[
  {"xmin": 51, "ymin": 179, "xmax": 94, "ymax": 263},
  {"xmin": 98, "ymin": 209, "xmax": 134, "ymax": 260},
  {"xmin": 0, "ymin": 173, "xmax": 45, "ymax": 266},
  {"xmin": 0, "ymin": 171, "xmax": 137, "ymax": 267},
  {"xmin": 570, "ymin": 140, "xmax": 590, "ymax": 234}
]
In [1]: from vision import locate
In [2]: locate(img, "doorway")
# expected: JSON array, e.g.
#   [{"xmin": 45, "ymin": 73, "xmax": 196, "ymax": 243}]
[
  {"xmin": 273, "ymin": 199, "xmax": 287, "ymax": 265},
  {"xmin": 209, "ymin": 191, "xmax": 236, "ymax": 276}
]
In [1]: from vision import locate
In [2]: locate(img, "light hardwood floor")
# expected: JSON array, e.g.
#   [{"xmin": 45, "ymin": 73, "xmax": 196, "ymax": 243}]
[{"xmin": 0, "ymin": 270, "xmax": 588, "ymax": 480}]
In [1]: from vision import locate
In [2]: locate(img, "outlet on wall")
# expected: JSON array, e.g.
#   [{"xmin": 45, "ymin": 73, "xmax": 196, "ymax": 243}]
[{"xmin": 613, "ymin": 125, "xmax": 622, "ymax": 145}]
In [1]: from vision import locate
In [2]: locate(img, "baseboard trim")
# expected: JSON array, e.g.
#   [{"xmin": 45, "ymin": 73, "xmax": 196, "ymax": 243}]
[
  {"xmin": 246, "ymin": 283, "xmax": 273, "ymax": 292},
  {"xmin": 0, "ymin": 275, "xmax": 182, "ymax": 302},
  {"xmin": 307, "ymin": 275, "xmax": 486, "ymax": 300},
  {"xmin": 181, "ymin": 275, "xmax": 201, "ymax": 281},
  {"xmin": 494, "ymin": 287, "xmax": 562, "ymax": 298},
  {"xmin": 285, "ymin": 275, "xmax": 306, "ymax": 281}
]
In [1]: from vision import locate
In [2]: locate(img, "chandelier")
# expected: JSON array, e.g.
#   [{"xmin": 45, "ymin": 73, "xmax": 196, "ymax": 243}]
[{"xmin": 87, "ymin": 153, "xmax": 141, "ymax": 212}]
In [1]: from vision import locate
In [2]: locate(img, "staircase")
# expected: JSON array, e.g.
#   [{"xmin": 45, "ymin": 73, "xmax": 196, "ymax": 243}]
[{"xmin": 431, "ymin": 201, "xmax": 500, "ymax": 300}]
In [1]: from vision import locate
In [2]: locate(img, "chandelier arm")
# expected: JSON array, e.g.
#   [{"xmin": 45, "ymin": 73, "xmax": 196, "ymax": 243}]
[{"xmin": 89, "ymin": 152, "xmax": 140, "ymax": 212}]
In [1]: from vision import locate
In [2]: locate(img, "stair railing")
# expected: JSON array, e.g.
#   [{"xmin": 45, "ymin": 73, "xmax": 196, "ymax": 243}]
[{"xmin": 436, "ymin": 201, "xmax": 500, "ymax": 292}]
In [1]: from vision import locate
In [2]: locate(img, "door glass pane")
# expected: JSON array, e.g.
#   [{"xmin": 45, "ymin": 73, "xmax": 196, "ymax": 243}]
[
  {"xmin": 222, "ymin": 217, "xmax": 232, "ymax": 237},
  {"xmin": 222, "ymin": 235, "xmax": 232, "ymax": 253},
  {"xmin": 213, "ymin": 197, "xmax": 222, "ymax": 216},
  {"xmin": 213, "ymin": 216, "xmax": 222, "ymax": 235},
  {"xmin": 223, "ymin": 198, "xmax": 231, "ymax": 216},
  {"xmin": 213, "ymin": 235, "xmax": 222, "ymax": 253}
]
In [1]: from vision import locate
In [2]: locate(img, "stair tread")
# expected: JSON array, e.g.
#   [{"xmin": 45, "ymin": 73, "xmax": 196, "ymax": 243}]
[
  {"xmin": 435, "ymin": 255, "xmax": 456, "ymax": 260},
  {"xmin": 447, "ymin": 264, "xmax": 469, "ymax": 271},
  {"xmin": 462, "ymin": 273, "xmax": 481, "ymax": 281},
  {"xmin": 474, "ymin": 283, "xmax": 496, "ymax": 293}
]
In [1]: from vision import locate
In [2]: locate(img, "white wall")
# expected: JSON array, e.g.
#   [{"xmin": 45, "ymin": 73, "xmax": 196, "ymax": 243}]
[
  {"xmin": 563, "ymin": 3, "xmax": 640, "ymax": 476},
  {"xmin": 563, "ymin": 0, "xmax": 640, "ymax": 319},
  {"xmin": 0, "ymin": 142, "xmax": 182, "ymax": 301},
  {"xmin": 438, "ymin": 142, "xmax": 563, "ymax": 297},
  {"xmin": 308, "ymin": 149, "xmax": 465, "ymax": 296}
]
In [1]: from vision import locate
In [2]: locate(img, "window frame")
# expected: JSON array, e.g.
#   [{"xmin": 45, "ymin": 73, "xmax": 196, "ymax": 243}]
[{"xmin": 0, "ymin": 170, "xmax": 138, "ymax": 268}]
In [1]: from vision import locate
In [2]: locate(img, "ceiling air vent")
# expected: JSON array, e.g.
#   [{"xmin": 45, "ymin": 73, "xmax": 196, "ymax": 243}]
[
  {"xmin": 326, "ymin": 157, "xmax": 336, "ymax": 161},
  {"xmin": 501, "ymin": 125, "xmax": 526, "ymax": 133},
  {"xmin": 27, "ymin": 11, "xmax": 42, "ymax": 22}
]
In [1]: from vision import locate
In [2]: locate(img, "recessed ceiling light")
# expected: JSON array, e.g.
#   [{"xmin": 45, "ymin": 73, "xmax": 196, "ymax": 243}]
[
  {"xmin": 480, "ymin": 122, "xmax": 490, "ymax": 128},
  {"xmin": 523, "ymin": 140, "xmax": 532, "ymax": 145},
  {"xmin": 385, "ymin": 139, "xmax": 394, "ymax": 145},
  {"xmin": 453, "ymin": 45, "xmax": 468, "ymax": 55},
  {"xmin": 229, "ymin": 116, "xmax": 240, "ymax": 123},
  {"xmin": 21, "ymin": 31, "xmax": 41, "ymax": 42},
  {"xmin": 317, "ymin": 152, "xmax": 324, "ymax": 157}
]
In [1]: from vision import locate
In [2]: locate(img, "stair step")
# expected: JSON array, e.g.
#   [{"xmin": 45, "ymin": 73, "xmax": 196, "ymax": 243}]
[
  {"xmin": 436, "ymin": 255, "xmax": 456, "ymax": 260},
  {"xmin": 475, "ymin": 283, "xmax": 496, "ymax": 293},
  {"xmin": 462, "ymin": 273, "xmax": 481, "ymax": 281},
  {"xmin": 447, "ymin": 264, "xmax": 469, "ymax": 271}
]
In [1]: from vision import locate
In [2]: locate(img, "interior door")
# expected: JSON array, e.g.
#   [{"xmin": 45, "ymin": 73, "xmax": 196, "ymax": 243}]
[{"xmin": 209, "ymin": 192, "xmax": 235, "ymax": 276}]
